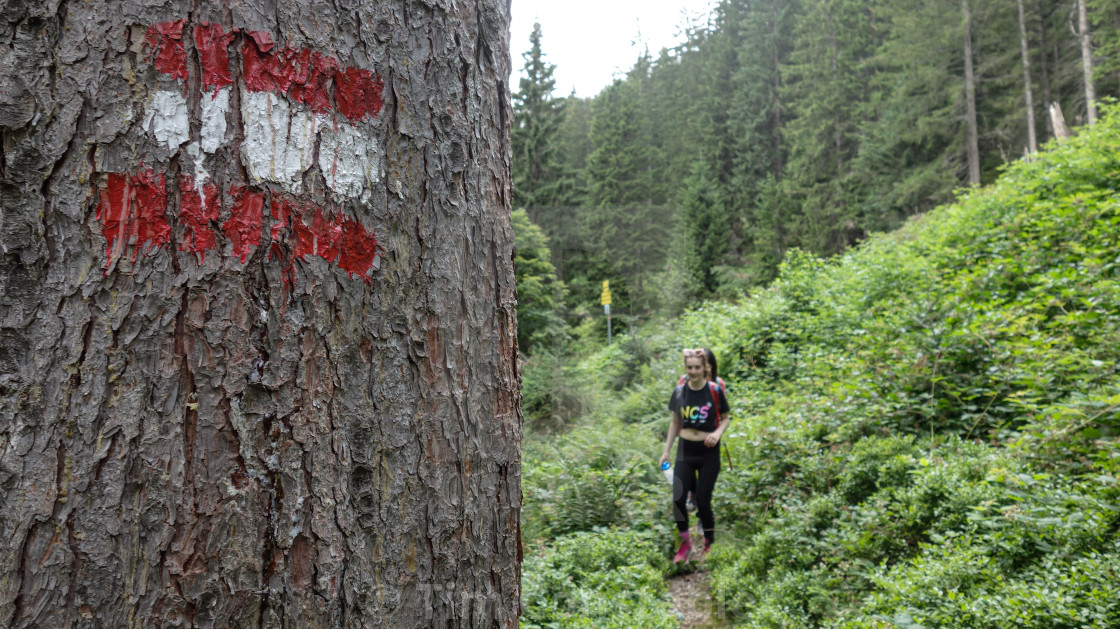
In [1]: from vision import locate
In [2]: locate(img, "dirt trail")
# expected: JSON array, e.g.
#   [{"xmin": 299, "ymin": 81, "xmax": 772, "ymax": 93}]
[{"xmin": 668, "ymin": 570, "xmax": 729, "ymax": 629}]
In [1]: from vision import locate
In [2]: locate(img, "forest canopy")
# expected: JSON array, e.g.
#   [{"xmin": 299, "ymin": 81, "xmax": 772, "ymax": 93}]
[{"xmin": 511, "ymin": 0, "xmax": 1120, "ymax": 350}]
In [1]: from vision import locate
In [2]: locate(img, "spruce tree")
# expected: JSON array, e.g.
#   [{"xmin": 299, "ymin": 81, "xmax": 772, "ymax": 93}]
[
  {"xmin": 783, "ymin": 0, "xmax": 886, "ymax": 254},
  {"xmin": 729, "ymin": 0, "xmax": 799, "ymax": 277},
  {"xmin": 512, "ymin": 209, "xmax": 568, "ymax": 354},
  {"xmin": 586, "ymin": 79, "xmax": 649, "ymax": 208},
  {"xmin": 749, "ymin": 176, "xmax": 794, "ymax": 284},
  {"xmin": 681, "ymin": 162, "xmax": 729, "ymax": 296},
  {"xmin": 575, "ymin": 77, "xmax": 673, "ymax": 316},
  {"xmin": 512, "ymin": 23, "xmax": 567, "ymax": 212},
  {"xmin": 848, "ymin": 0, "xmax": 975, "ymax": 226},
  {"xmin": 1090, "ymin": 0, "xmax": 1120, "ymax": 94},
  {"xmin": 729, "ymin": 0, "xmax": 797, "ymax": 198}
]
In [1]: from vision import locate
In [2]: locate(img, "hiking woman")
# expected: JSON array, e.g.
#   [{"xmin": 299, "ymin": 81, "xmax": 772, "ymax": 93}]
[
  {"xmin": 677, "ymin": 348, "xmax": 726, "ymax": 513},
  {"xmin": 660, "ymin": 348, "xmax": 730, "ymax": 561}
]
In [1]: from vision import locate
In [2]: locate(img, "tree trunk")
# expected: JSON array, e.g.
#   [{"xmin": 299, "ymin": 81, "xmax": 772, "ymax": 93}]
[
  {"xmin": 771, "ymin": 1, "xmax": 784, "ymax": 178},
  {"xmin": 1036, "ymin": 0, "xmax": 1054, "ymax": 140},
  {"xmin": 962, "ymin": 0, "xmax": 981, "ymax": 186},
  {"xmin": 1050, "ymin": 101, "xmax": 1073, "ymax": 139},
  {"xmin": 1077, "ymin": 0, "xmax": 1098, "ymax": 125},
  {"xmin": 1112, "ymin": 7, "xmax": 1120, "ymax": 94},
  {"xmin": 0, "ymin": 1, "xmax": 521, "ymax": 628},
  {"xmin": 1017, "ymin": 0, "xmax": 1039, "ymax": 154},
  {"xmin": 828, "ymin": 14, "xmax": 843, "ymax": 177}
]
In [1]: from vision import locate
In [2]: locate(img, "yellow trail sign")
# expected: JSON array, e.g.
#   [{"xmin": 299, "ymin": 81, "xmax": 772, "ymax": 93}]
[{"xmin": 600, "ymin": 280, "xmax": 611, "ymax": 306}]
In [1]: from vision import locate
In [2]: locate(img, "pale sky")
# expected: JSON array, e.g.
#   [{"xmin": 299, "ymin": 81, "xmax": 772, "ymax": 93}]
[{"xmin": 509, "ymin": 0, "xmax": 716, "ymax": 99}]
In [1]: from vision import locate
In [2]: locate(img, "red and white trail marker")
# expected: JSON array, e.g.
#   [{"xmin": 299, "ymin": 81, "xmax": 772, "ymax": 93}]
[{"xmin": 97, "ymin": 20, "xmax": 385, "ymax": 283}]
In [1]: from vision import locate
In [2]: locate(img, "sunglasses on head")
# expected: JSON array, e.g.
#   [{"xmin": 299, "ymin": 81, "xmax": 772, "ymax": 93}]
[{"xmin": 682, "ymin": 348, "xmax": 704, "ymax": 357}]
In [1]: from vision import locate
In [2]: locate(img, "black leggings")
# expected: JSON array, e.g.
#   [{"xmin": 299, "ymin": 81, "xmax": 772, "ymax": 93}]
[{"xmin": 673, "ymin": 438, "xmax": 721, "ymax": 544}]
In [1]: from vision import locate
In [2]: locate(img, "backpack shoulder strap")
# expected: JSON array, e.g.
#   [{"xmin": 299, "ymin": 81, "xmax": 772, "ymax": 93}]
[{"xmin": 708, "ymin": 381, "xmax": 721, "ymax": 423}]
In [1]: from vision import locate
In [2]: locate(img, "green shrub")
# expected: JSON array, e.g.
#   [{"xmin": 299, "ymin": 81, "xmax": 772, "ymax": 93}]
[
  {"xmin": 520, "ymin": 528, "xmax": 676, "ymax": 629},
  {"xmin": 522, "ymin": 351, "xmax": 593, "ymax": 430},
  {"xmin": 838, "ymin": 436, "xmax": 919, "ymax": 504},
  {"xmin": 522, "ymin": 417, "xmax": 668, "ymax": 541},
  {"xmin": 848, "ymin": 539, "xmax": 1120, "ymax": 629}
]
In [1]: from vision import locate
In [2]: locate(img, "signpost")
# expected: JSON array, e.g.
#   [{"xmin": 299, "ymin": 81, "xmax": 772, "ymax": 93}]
[{"xmin": 601, "ymin": 280, "xmax": 612, "ymax": 345}]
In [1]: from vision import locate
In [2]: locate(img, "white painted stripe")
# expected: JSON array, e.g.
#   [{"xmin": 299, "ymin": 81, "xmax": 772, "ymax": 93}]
[
  {"xmin": 185, "ymin": 142, "xmax": 211, "ymax": 207},
  {"xmin": 240, "ymin": 91, "xmax": 318, "ymax": 194},
  {"xmin": 144, "ymin": 90, "xmax": 190, "ymax": 153},
  {"xmin": 318, "ymin": 119, "xmax": 381, "ymax": 203},
  {"xmin": 141, "ymin": 87, "xmax": 381, "ymax": 203},
  {"xmin": 200, "ymin": 87, "xmax": 231, "ymax": 154}
]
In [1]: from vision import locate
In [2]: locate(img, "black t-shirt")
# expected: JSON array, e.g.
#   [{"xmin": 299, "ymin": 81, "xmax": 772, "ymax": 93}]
[{"xmin": 667, "ymin": 382, "xmax": 730, "ymax": 432}]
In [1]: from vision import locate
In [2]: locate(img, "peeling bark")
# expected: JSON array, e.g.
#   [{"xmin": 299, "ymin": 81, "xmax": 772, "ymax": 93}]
[{"xmin": 0, "ymin": 1, "xmax": 520, "ymax": 627}]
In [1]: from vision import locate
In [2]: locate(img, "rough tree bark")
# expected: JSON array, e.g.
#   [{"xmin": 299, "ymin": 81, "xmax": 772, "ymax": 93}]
[{"xmin": 0, "ymin": 0, "xmax": 521, "ymax": 627}]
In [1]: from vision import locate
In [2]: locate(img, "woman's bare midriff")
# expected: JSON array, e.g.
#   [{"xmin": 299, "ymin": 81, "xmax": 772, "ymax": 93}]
[{"xmin": 679, "ymin": 428, "xmax": 711, "ymax": 442}]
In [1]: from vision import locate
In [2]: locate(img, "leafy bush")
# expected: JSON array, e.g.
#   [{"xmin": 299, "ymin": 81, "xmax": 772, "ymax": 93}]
[
  {"xmin": 520, "ymin": 528, "xmax": 676, "ymax": 629},
  {"xmin": 521, "ymin": 416, "xmax": 668, "ymax": 541},
  {"xmin": 521, "ymin": 351, "xmax": 593, "ymax": 430},
  {"xmin": 846, "ymin": 537, "xmax": 1120, "ymax": 629}
]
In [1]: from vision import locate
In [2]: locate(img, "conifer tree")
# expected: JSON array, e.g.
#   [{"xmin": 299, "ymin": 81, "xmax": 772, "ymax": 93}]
[
  {"xmin": 1077, "ymin": 0, "xmax": 1098, "ymax": 124},
  {"xmin": 783, "ymin": 0, "xmax": 886, "ymax": 254},
  {"xmin": 849, "ymin": 0, "xmax": 974, "ymax": 224},
  {"xmin": 512, "ymin": 209, "xmax": 568, "ymax": 353},
  {"xmin": 512, "ymin": 23, "xmax": 567, "ymax": 211},
  {"xmin": 962, "ymin": 0, "xmax": 982, "ymax": 184},
  {"xmin": 729, "ymin": 0, "xmax": 797, "ymax": 199},
  {"xmin": 587, "ymin": 79, "xmax": 649, "ymax": 208},
  {"xmin": 1089, "ymin": 0, "xmax": 1120, "ymax": 93},
  {"xmin": 681, "ymin": 162, "xmax": 729, "ymax": 295},
  {"xmin": 577, "ymin": 77, "xmax": 673, "ymax": 315},
  {"xmin": 1018, "ymin": 0, "xmax": 1040, "ymax": 154},
  {"xmin": 749, "ymin": 177, "xmax": 794, "ymax": 284},
  {"xmin": 0, "ymin": 1, "xmax": 521, "ymax": 625},
  {"xmin": 729, "ymin": 0, "xmax": 799, "ymax": 275}
]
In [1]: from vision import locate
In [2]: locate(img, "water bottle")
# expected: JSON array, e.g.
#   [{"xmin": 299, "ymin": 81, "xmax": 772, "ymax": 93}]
[{"xmin": 661, "ymin": 461, "xmax": 674, "ymax": 485}]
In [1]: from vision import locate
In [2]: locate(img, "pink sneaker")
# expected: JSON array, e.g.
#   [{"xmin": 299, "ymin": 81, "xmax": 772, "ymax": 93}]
[
  {"xmin": 701, "ymin": 543, "xmax": 712, "ymax": 557},
  {"xmin": 672, "ymin": 541, "xmax": 692, "ymax": 563}
]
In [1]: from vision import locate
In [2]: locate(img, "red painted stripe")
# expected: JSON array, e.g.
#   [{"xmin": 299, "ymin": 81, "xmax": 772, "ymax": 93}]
[
  {"xmin": 290, "ymin": 204, "xmax": 342, "ymax": 263},
  {"xmin": 146, "ymin": 21, "xmax": 384, "ymax": 121},
  {"xmin": 242, "ymin": 36, "xmax": 338, "ymax": 113},
  {"xmin": 96, "ymin": 169, "xmax": 172, "ymax": 266},
  {"xmin": 338, "ymin": 215, "xmax": 380, "ymax": 280},
  {"xmin": 224, "ymin": 186, "xmax": 265, "ymax": 263},
  {"xmin": 333, "ymin": 67, "xmax": 385, "ymax": 122},
  {"xmin": 145, "ymin": 21, "xmax": 188, "ymax": 81},
  {"xmin": 270, "ymin": 196, "xmax": 293, "ymax": 246},
  {"xmin": 270, "ymin": 198, "xmax": 379, "ymax": 283},
  {"xmin": 193, "ymin": 22, "xmax": 236, "ymax": 92},
  {"xmin": 95, "ymin": 173, "xmax": 380, "ymax": 282},
  {"xmin": 178, "ymin": 175, "xmax": 221, "ymax": 261}
]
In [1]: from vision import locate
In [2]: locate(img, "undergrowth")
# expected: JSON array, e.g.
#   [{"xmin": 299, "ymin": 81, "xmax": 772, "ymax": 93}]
[{"xmin": 519, "ymin": 106, "xmax": 1120, "ymax": 627}]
